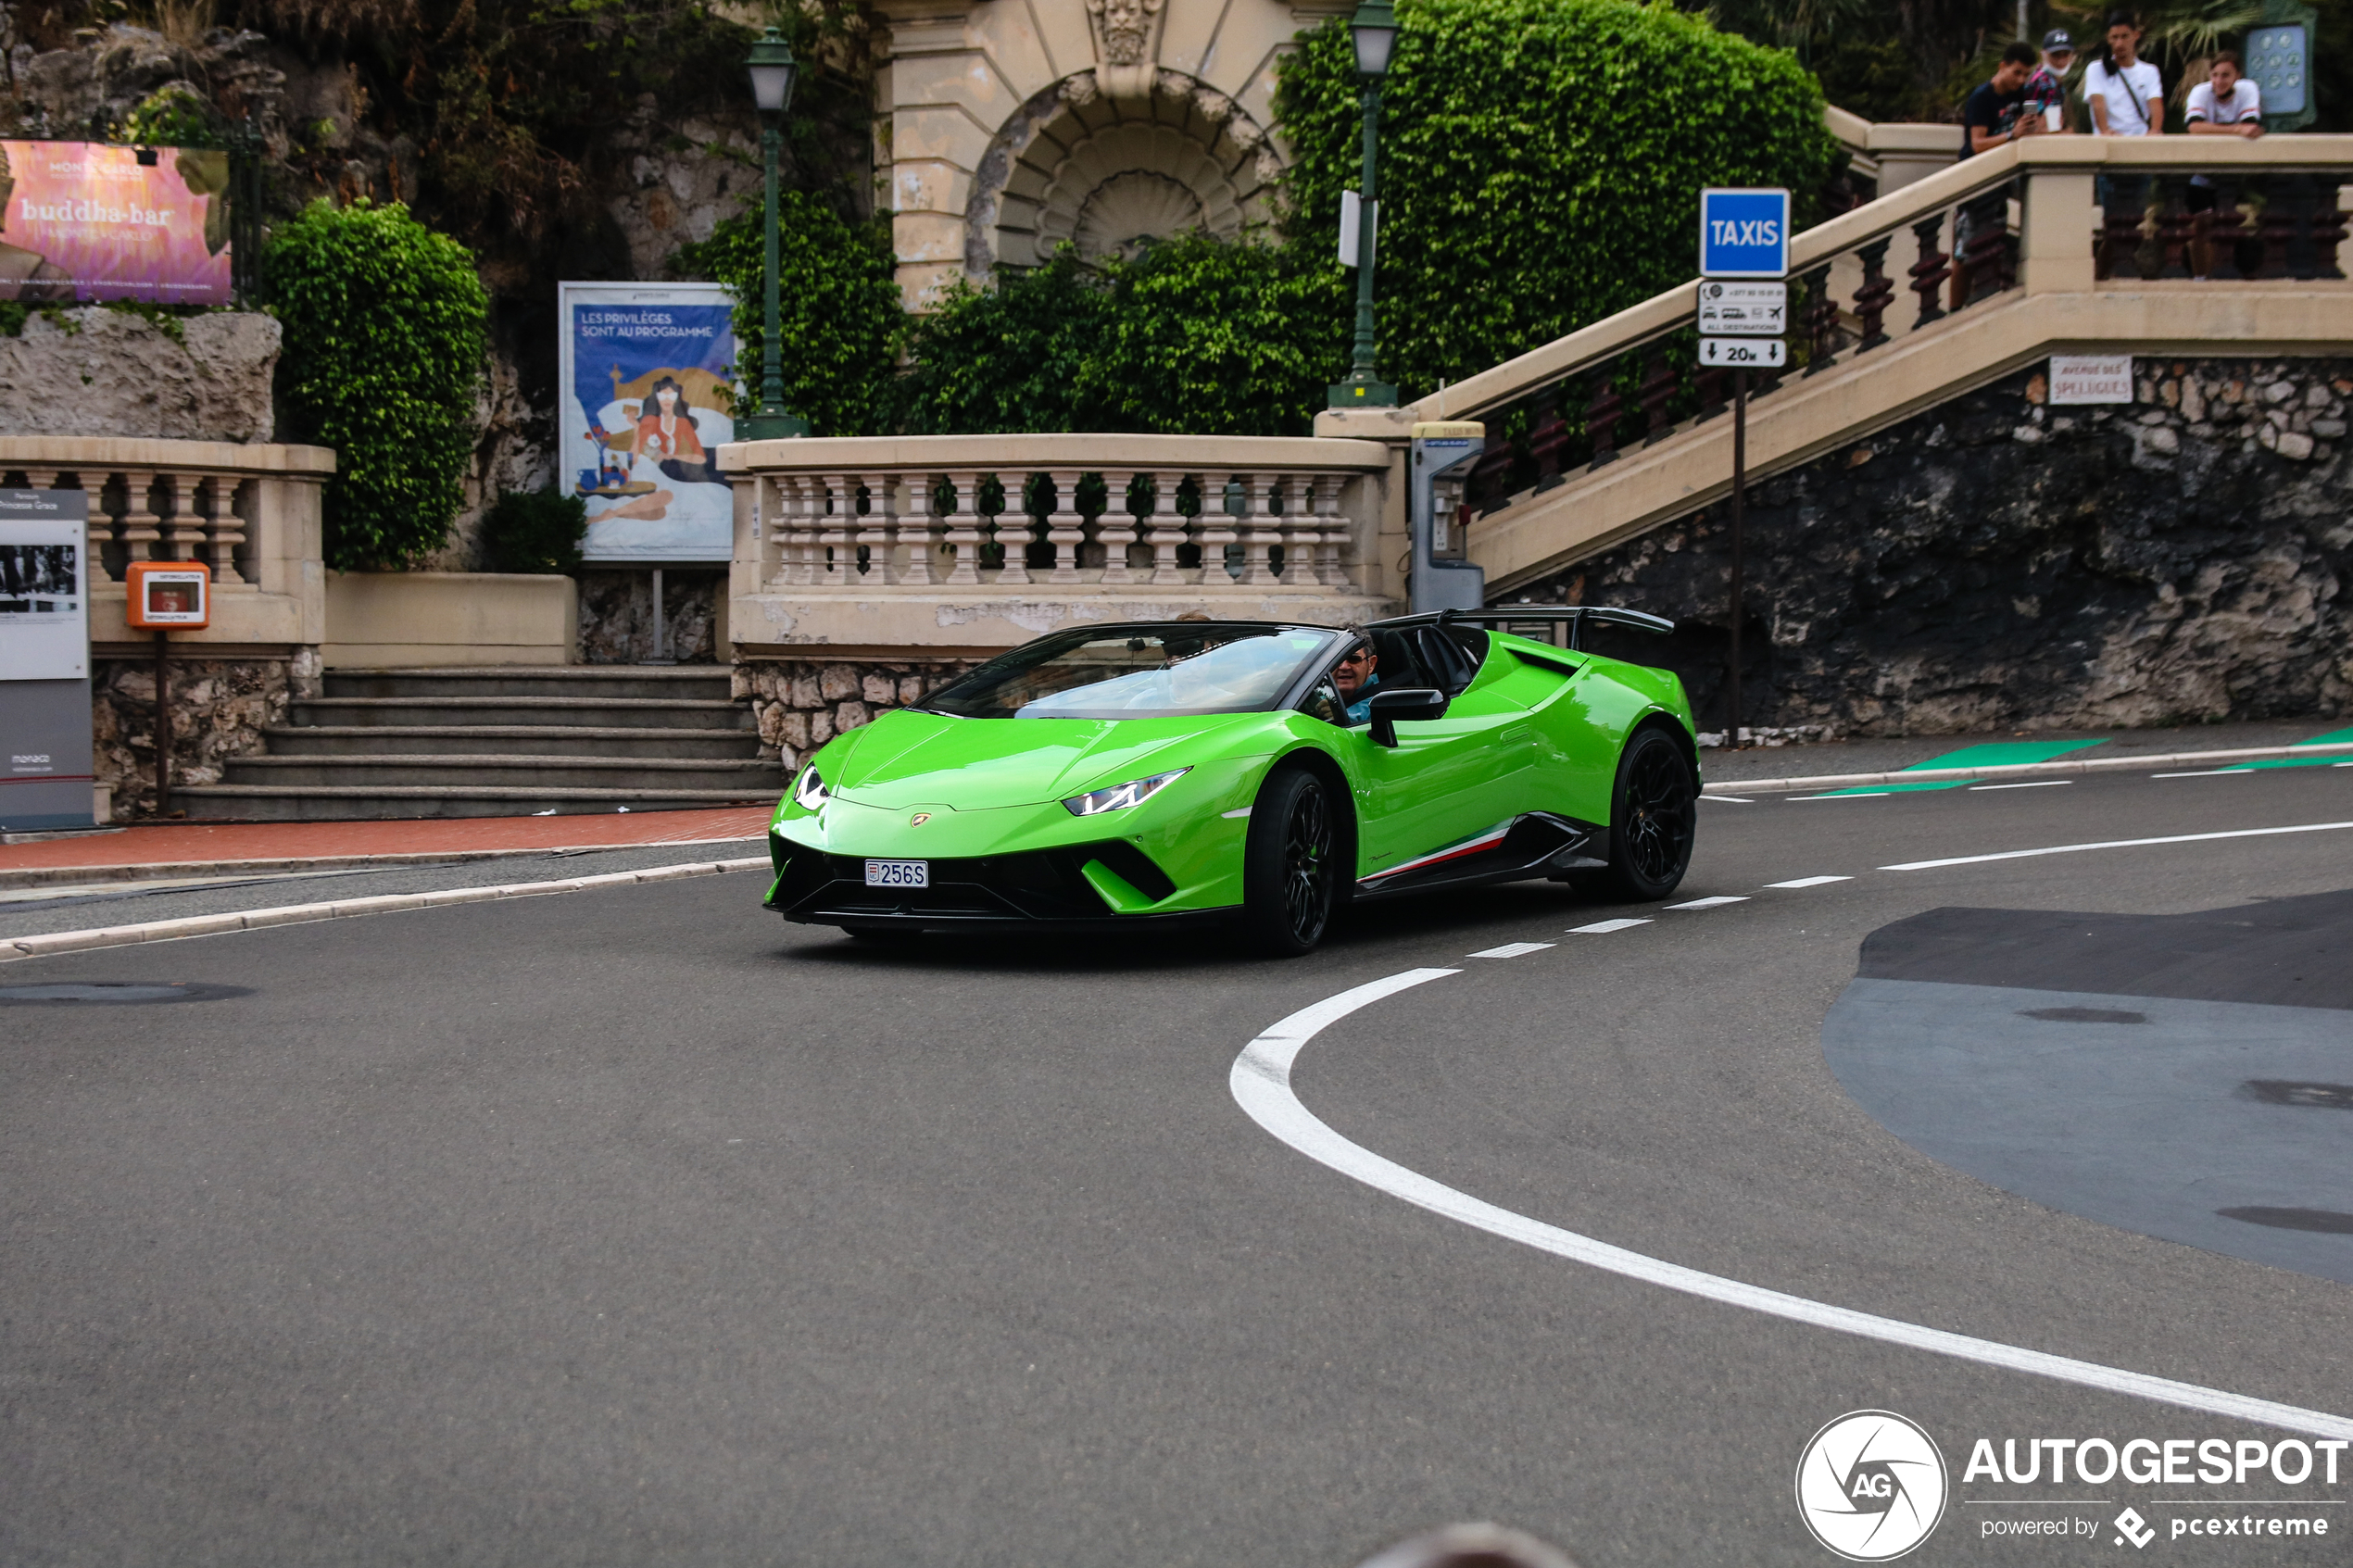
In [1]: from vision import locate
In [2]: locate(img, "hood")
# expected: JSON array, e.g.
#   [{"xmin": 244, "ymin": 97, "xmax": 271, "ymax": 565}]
[{"xmin": 821, "ymin": 709, "xmax": 1270, "ymax": 810}]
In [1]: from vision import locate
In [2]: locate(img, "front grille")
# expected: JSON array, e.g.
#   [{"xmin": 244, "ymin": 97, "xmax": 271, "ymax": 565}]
[{"xmin": 769, "ymin": 838, "xmax": 1175, "ymax": 923}]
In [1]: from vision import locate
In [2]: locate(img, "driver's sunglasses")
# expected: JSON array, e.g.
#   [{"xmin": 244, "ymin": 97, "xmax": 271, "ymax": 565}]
[{"xmin": 1340, "ymin": 648, "xmax": 1372, "ymax": 665}]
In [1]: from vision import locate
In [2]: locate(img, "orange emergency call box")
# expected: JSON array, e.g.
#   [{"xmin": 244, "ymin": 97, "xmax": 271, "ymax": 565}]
[{"xmin": 124, "ymin": 562, "xmax": 210, "ymax": 629}]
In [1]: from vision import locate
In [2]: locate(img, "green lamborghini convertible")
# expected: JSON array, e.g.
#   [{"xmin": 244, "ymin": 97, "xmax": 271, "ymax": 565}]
[{"xmin": 764, "ymin": 609, "xmax": 1701, "ymax": 955}]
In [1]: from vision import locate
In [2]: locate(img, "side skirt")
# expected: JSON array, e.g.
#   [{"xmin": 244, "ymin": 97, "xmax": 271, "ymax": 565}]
[{"xmin": 1353, "ymin": 812, "xmax": 1606, "ymax": 903}]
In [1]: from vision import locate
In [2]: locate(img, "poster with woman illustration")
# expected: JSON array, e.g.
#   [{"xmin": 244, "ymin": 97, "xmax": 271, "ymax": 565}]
[{"xmin": 558, "ymin": 282, "xmax": 739, "ymax": 562}]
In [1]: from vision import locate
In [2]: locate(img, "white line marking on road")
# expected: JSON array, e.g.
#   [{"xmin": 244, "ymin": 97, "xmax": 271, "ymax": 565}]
[
  {"xmin": 1764, "ymin": 875, "xmax": 1851, "ymax": 888},
  {"xmin": 2151, "ymin": 770, "xmax": 2251, "ymax": 779},
  {"xmin": 1793, "ymin": 792, "xmax": 1889, "ymax": 799},
  {"xmin": 1567, "ymin": 918, "xmax": 1651, "ymax": 935},
  {"xmin": 1228, "ymin": 971, "xmax": 2353, "ymax": 1440},
  {"xmin": 1970, "ymin": 780, "xmax": 2072, "ymax": 791},
  {"xmin": 1469, "ymin": 941, "xmax": 1554, "ymax": 959},
  {"xmin": 1701, "ymin": 795, "xmax": 1756, "ymax": 803},
  {"xmin": 1220, "ymin": 808, "xmax": 1252, "ymax": 819},
  {"xmin": 1881, "ymin": 820, "xmax": 2353, "ymax": 872},
  {"xmin": 1665, "ymin": 896, "xmax": 1749, "ymax": 909}
]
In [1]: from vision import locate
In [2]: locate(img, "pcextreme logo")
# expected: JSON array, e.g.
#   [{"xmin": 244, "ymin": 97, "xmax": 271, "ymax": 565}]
[{"xmin": 1796, "ymin": 1411, "xmax": 1950, "ymax": 1561}]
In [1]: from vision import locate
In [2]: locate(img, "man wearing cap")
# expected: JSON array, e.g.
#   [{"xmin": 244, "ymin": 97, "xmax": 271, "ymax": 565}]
[{"xmin": 2024, "ymin": 30, "xmax": 2076, "ymax": 132}]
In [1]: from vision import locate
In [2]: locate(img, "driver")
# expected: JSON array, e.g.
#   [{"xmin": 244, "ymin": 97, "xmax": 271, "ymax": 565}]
[{"xmin": 1333, "ymin": 637, "xmax": 1381, "ymax": 724}]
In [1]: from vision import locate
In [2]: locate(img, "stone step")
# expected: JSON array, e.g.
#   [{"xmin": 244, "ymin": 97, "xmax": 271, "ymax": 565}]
[
  {"xmin": 324, "ymin": 666, "xmax": 736, "ymax": 701},
  {"xmin": 220, "ymin": 753, "xmax": 786, "ymax": 792},
  {"xmin": 291, "ymin": 696, "xmax": 754, "ymax": 731},
  {"xmin": 261, "ymin": 725, "xmax": 765, "ymax": 760},
  {"xmin": 174, "ymin": 784, "xmax": 777, "ymax": 822}
]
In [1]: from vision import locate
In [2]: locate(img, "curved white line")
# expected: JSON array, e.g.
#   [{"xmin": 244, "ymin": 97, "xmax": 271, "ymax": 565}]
[{"xmin": 1230, "ymin": 968, "xmax": 2353, "ymax": 1440}]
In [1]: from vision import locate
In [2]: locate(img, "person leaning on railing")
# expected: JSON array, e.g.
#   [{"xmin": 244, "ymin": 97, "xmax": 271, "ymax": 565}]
[
  {"xmin": 1955, "ymin": 42, "xmax": 2045, "ymax": 304},
  {"xmin": 2085, "ymin": 11, "xmax": 2164, "ymax": 219},
  {"xmin": 2183, "ymin": 50, "xmax": 2262, "ymax": 277}
]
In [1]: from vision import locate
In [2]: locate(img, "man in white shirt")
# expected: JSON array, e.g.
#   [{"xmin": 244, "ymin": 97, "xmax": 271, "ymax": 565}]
[
  {"xmin": 2085, "ymin": 12, "xmax": 2164, "ymax": 227},
  {"xmin": 2184, "ymin": 52, "xmax": 2262, "ymax": 276}
]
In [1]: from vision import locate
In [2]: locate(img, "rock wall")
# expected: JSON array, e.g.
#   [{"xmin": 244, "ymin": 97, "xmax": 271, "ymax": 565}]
[
  {"xmin": 734, "ymin": 659, "xmax": 981, "ymax": 771},
  {"xmin": 92, "ymin": 649, "xmax": 320, "ymax": 820},
  {"xmin": 1520, "ymin": 358, "xmax": 2353, "ymax": 737},
  {"xmin": 0, "ymin": 307, "xmax": 280, "ymax": 442},
  {"xmin": 579, "ymin": 569, "xmax": 724, "ymax": 665}
]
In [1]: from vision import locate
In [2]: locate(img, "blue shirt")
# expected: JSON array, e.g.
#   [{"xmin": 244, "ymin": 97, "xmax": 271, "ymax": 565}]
[{"xmin": 1343, "ymin": 672, "xmax": 1381, "ymax": 724}]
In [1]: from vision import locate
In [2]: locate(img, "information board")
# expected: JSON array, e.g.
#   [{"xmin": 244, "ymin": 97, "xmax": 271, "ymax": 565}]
[
  {"xmin": 2049, "ymin": 354, "xmax": 2134, "ymax": 405},
  {"xmin": 0, "ymin": 140, "xmax": 233, "ymax": 305},
  {"xmin": 559, "ymin": 282, "xmax": 740, "ymax": 565},
  {"xmin": 0, "ymin": 487, "xmax": 96, "ymax": 831}
]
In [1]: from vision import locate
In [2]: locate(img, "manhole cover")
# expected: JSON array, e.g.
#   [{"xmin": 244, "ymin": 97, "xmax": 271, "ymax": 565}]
[
  {"xmin": 0, "ymin": 982, "xmax": 248, "ymax": 1005},
  {"xmin": 2218, "ymin": 1206, "xmax": 2353, "ymax": 1235},
  {"xmin": 2240, "ymin": 1080, "xmax": 2353, "ymax": 1110}
]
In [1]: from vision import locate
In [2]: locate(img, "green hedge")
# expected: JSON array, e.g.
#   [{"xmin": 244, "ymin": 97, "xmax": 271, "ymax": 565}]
[
  {"xmin": 1273, "ymin": 0, "xmax": 1839, "ymax": 401},
  {"xmin": 479, "ymin": 488, "xmax": 587, "ymax": 574},
  {"xmin": 270, "ymin": 199, "xmax": 489, "ymax": 571},
  {"xmin": 673, "ymin": 192, "xmax": 905, "ymax": 437}
]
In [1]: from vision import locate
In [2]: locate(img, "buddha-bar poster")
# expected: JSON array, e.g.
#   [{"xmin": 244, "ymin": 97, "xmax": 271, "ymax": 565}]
[{"xmin": 0, "ymin": 141, "xmax": 233, "ymax": 304}]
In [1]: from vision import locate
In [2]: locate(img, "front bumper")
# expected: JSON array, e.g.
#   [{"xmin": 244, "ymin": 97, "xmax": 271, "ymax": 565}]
[{"xmin": 765, "ymin": 834, "xmax": 1237, "ymax": 932}]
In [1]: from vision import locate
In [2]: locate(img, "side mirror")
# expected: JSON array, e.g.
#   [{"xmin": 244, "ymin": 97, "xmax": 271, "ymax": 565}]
[{"xmin": 1366, "ymin": 686, "xmax": 1448, "ymax": 747}]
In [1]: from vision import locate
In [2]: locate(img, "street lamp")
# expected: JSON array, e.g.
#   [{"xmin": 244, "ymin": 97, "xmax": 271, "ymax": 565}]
[
  {"xmin": 741, "ymin": 27, "xmax": 810, "ymax": 440},
  {"xmin": 1327, "ymin": 0, "xmax": 1399, "ymax": 410}
]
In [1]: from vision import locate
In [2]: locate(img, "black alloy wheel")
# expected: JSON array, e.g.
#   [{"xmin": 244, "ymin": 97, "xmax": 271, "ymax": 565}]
[
  {"xmin": 1242, "ymin": 765, "xmax": 1339, "ymax": 956},
  {"xmin": 1576, "ymin": 726, "xmax": 1697, "ymax": 902}
]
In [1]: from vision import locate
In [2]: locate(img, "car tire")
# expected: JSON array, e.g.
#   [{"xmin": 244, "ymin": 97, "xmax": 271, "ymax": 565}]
[
  {"xmin": 1240, "ymin": 764, "xmax": 1339, "ymax": 957},
  {"xmin": 1573, "ymin": 726, "xmax": 1696, "ymax": 902}
]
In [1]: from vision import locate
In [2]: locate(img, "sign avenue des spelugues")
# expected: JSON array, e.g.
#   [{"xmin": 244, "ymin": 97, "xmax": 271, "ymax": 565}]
[{"xmin": 1795, "ymin": 1408, "xmax": 2345, "ymax": 1559}]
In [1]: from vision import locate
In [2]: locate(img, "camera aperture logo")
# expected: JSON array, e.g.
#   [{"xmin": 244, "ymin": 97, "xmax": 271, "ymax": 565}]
[{"xmin": 1796, "ymin": 1410, "xmax": 1949, "ymax": 1561}]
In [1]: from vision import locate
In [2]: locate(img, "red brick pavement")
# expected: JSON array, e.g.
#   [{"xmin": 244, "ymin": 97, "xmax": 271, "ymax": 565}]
[{"xmin": 0, "ymin": 806, "xmax": 774, "ymax": 878}]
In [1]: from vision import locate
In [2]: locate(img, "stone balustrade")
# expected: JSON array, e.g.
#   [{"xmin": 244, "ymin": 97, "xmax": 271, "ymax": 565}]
[
  {"xmin": 0, "ymin": 435, "xmax": 334, "ymax": 649},
  {"xmin": 723, "ymin": 434, "xmax": 1399, "ymax": 657}
]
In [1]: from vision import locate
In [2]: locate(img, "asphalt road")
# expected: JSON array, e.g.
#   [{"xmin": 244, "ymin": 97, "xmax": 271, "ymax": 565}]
[{"xmin": 5, "ymin": 763, "xmax": 2352, "ymax": 1565}]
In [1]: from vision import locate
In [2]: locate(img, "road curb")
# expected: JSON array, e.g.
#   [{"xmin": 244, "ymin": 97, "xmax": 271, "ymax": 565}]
[
  {"xmin": 1701, "ymin": 740, "xmax": 2353, "ymax": 796},
  {"xmin": 0, "ymin": 856, "xmax": 772, "ymax": 964},
  {"xmin": 0, "ymin": 836, "xmax": 770, "ymax": 893}
]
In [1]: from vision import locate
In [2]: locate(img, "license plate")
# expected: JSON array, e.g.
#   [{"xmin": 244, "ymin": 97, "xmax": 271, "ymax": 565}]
[{"xmin": 864, "ymin": 859, "xmax": 929, "ymax": 888}]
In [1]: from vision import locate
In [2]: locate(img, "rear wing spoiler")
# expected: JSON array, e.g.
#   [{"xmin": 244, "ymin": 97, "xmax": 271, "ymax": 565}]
[{"xmin": 1366, "ymin": 605, "xmax": 1675, "ymax": 652}]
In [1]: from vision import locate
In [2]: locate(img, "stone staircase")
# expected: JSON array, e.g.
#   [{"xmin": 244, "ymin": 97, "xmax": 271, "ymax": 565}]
[{"xmin": 178, "ymin": 667, "xmax": 785, "ymax": 822}]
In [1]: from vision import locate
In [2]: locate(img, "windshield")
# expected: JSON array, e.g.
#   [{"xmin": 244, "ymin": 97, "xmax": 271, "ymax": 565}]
[{"xmin": 921, "ymin": 624, "xmax": 1342, "ymax": 720}]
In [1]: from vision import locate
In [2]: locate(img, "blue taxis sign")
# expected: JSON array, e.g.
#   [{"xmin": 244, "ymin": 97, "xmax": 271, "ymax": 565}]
[{"xmin": 1699, "ymin": 188, "xmax": 1790, "ymax": 279}]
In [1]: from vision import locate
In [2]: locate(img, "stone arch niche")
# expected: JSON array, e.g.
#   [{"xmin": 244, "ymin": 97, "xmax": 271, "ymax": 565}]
[{"xmin": 966, "ymin": 69, "xmax": 1284, "ymax": 275}]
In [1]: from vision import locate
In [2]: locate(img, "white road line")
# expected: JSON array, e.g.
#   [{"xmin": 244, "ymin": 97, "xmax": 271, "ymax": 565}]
[
  {"xmin": 1701, "ymin": 795, "xmax": 1756, "ymax": 804},
  {"xmin": 1470, "ymin": 941, "xmax": 1554, "ymax": 959},
  {"xmin": 1970, "ymin": 780, "xmax": 2072, "ymax": 791},
  {"xmin": 1665, "ymin": 895, "xmax": 1749, "ymax": 910},
  {"xmin": 1228, "ymin": 971, "xmax": 2353, "ymax": 1440},
  {"xmin": 2151, "ymin": 770, "xmax": 2250, "ymax": 779},
  {"xmin": 1765, "ymin": 875, "xmax": 1851, "ymax": 889},
  {"xmin": 1881, "ymin": 820, "xmax": 2353, "ymax": 872},
  {"xmin": 1567, "ymin": 918, "xmax": 1651, "ymax": 935}
]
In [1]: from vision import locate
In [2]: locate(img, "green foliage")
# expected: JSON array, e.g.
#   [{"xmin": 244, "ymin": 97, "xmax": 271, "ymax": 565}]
[
  {"xmin": 673, "ymin": 191, "xmax": 906, "ymax": 437},
  {"xmin": 119, "ymin": 84, "xmax": 224, "ymax": 148},
  {"xmin": 1275, "ymin": 0, "xmax": 1838, "ymax": 403},
  {"xmin": 887, "ymin": 237, "xmax": 1348, "ymax": 436},
  {"xmin": 0, "ymin": 302, "xmax": 26, "ymax": 338},
  {"xmin": 479, "ymin": 488, "xmax": 588, "ymax": 573},
  {"xmin": 1810, "ymin": 32, "xmax": 1924, "ymax": 120},
  {"xmin": 269, "ymin": 198, "xmax": 489, "ymax": 571}
]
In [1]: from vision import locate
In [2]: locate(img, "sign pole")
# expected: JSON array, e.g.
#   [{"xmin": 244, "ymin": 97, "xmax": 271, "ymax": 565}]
[
  {"xmin": 154, "ymin": 629, "xmax": 171, "ymax": 816},
  {"xmin": 1728, "ymin": 369, "xmax": 1746, "ymax": 753}
]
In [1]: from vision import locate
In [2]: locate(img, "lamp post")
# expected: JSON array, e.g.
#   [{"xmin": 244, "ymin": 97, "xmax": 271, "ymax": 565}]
[
  {"xmin": 1327, "ymin": 0, "xmax": 1399, "ymax": 409},
  {"xmin": 741, "ymin": 27, "xmax": 811, "ymax": 440}
]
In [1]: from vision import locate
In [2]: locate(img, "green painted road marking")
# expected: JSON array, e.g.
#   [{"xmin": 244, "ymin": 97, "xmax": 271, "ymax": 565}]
[
  {"xmin": 1806, "ymin": 780, "xmax": 1976, "ymax": 797},
  {"xmin": 2224, "ymin": 756, "xmax": 2353, "ymax": 772},
  {"xmin": 2293, "ymin": 726, "xmax": 2353, "ymax": 747},
  {"xmin": 1900, "ymin": 740, "xmax": 2105, "ymax": 772}
]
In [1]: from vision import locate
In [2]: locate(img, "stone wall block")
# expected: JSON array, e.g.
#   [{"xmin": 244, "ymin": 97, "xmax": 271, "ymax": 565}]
[
  {"xmin": 789, "ymin": 673, "xmax": 824, "ymax": 708},
  {"xmin": 781, "ymin": 709, "xmax": 811, "ymax": 750},
  {"xmin": 898, "ymin": 675, "xmax": 927, "ymax": 704},
  {"xmin": 820, "ymin": 664, "xmax": 861, "ymax": 701},
  {"xmin": 836, "ymin": 700, "xmax": 871, "ymax": 731},
  {"xmin": 862, "ymin": 672, "xmax": 896, "ymax": 705},
  {"xmin": 810, "ymin": 709, "xmax": 836, "ymax": 746},
  {"xmin": 0, "ymin": 309, "xmax": 281, "ymax": 442}
]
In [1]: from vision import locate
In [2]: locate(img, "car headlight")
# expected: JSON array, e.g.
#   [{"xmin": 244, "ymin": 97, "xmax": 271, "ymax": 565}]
[
  {"xmin": 1063, "ymin": 767, "xmax": 1189, "ymax": 817},
  {"xmin": 792, "ymin": 764, "xmax": 829, "ymax": 810}
]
